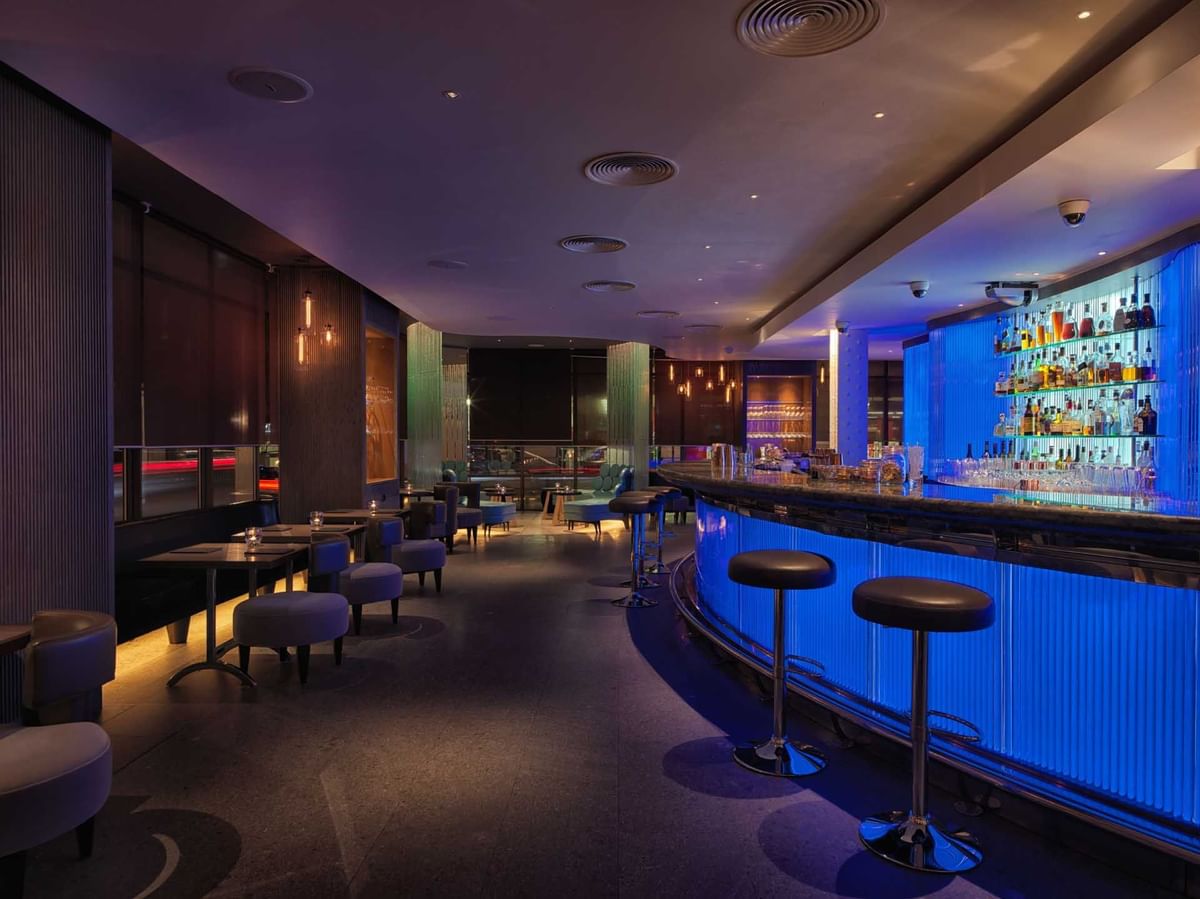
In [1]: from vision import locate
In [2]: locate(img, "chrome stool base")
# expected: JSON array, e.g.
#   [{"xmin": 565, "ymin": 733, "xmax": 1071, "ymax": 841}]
[
  {"xmin": 620, "ymin": 574, "xmax": 657, "ymax": 588},
  {"xmin": 612, "ymin": 593, "xmax": 658, "ymax": 608},
  {"xmin": 858, "ymin": 811, "xmax": 982, "ymax": 874},
  {"xmin": 733, "ymin": 737, "xmax": 826, "ymax": 778},
  {"xmin": 643, "ymin": 561, "xmax": 670, "ymax": 575}
]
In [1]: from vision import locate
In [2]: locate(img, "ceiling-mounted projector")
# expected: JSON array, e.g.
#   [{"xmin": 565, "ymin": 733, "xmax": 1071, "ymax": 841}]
[{"xmin": 985, "ymin": 281, "xmax": 1039, "ymax": 306}]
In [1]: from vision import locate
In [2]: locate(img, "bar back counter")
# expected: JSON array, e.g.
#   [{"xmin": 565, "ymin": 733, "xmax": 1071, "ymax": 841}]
[{"xmin": 659, "ymin": 461, "xmax": 1200, "ymax": 866}]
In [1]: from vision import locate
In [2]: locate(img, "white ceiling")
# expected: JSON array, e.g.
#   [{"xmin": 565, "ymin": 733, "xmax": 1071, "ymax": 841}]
[{"xmin": 0, "ymin": 0, "xmax": 1194, "ymax": 356}]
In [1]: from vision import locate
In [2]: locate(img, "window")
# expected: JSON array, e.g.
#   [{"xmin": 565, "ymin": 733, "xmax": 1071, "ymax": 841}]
[
  {"xmin": 113, "ymin": 450, "xmax": 126, "ymax": 522},
  {"xmin": 140, "ymin": 448, "xmax": 200, "ymax": 518},
  {"xmin": 212, "ymin": 447, "xmax": 258, "ymax": 506},
  {"xmin": 868, "ymin": 361, "xmax": 904, "ymax": 445}
]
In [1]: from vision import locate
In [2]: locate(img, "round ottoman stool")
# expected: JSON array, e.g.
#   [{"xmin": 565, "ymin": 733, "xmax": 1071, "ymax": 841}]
[{"xmin": 234, "ymin": 591, "xmax": 349, "ymax": 684}]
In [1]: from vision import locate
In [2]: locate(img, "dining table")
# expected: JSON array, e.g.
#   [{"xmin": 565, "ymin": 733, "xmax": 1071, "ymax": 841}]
[
  {"xmin": 236, "ymin": 522, "xmax": 368, "ymax": 560},
  {"xmin": 323, "ymin": 508, "xmax": 410, "ymax": 525},
  {"xmin": 137, "ymin": 542, "xmax": 308, "ymax": 687}
]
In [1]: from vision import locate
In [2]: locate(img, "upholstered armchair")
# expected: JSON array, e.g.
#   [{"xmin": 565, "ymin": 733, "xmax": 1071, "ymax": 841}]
[
  {"xmin": 22, "ymin": 610, "xmax": 117, "ymax": 725},
  {"xmin": 432, "ymin": 485, "xmax": 460, "ymax": 552}
]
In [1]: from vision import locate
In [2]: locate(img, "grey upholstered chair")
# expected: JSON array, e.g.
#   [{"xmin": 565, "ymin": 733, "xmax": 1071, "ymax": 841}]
[
  {"xmin": 407, "ymin": 500, "xmax": 447, "ymax": 541},
  {"xmin": 233, "ymin": 539, "xmax": 350, "ymax": 684},
  {"xmin": 22, "ymin": 610, "xmax": 116, "ymax": 726},
  {"xmin": 432, "ymin": 485, "xmax": 460, "ymax": 552},
  {"xmin": 371, "ymin": 513, "xmax": 447, "ymax": 593},
  {"xmin": 0, "ymin": 722, "xmax": 112, "ymax": 897},
  {"xmin": 450, "ymin": 481, "xmax": 483, "ymax": 548}
]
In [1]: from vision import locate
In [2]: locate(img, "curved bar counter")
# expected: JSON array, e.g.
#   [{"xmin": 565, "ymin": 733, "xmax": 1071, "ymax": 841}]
[{"xmin": 659, "ymin": 461, "xmax": 1200, "ymax": 862}]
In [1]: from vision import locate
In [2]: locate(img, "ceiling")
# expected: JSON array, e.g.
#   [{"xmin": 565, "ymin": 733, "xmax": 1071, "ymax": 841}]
[{"xmin": 1, "ymin": 0, "xmax": 1195, "ymax": 357}]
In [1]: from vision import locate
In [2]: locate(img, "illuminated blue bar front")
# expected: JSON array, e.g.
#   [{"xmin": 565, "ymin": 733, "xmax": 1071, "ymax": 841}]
[{"xmin": 695, "ymin": 497, "xmax": 1200, "ymax": 857}]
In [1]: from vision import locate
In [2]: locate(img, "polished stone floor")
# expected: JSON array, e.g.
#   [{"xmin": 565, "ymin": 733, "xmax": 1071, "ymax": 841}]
[{"xmin": 26, "ymin": 513, "xmax": 1171, "ymax": 897}]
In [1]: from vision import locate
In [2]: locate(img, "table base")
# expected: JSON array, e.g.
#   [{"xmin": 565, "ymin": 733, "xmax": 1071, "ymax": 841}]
[{"xmin": 167, "ymin": 659, "xmax": 256, "ymax": 687}]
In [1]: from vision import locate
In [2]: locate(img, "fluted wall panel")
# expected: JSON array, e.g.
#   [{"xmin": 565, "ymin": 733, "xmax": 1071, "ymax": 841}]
[
  {"xmin": 902, "ymin": 341, "xmax": 929, "ymax": 468},
  {"xmin": 272, "ymin": 267, "xmax": 365, "ymax": 522},
  {"xmin": 0, "ymin": 73, "xmax": 113, "ymax": 719},
  {"xmin": 606, "ymin": 342, "xmax": 650, "ymax": 488},
  {"xmin": 829, "ymin": 329, "xmax": 867, "ymax": 464},
  {"xmin": 406, "ymin": 322, "xmax": 443, "ymax": 487},
  {"xmin": 442, "ymin": 362, "xmax": 467, "ymax": 463}
]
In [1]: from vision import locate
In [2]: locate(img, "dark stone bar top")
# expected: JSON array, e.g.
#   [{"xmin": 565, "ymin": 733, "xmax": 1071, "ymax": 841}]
[{"xmin": 658, "ymin": 462, "xmax": 1200, "ymax": 582}]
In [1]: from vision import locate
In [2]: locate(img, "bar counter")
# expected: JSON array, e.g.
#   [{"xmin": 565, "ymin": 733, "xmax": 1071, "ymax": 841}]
[{"xmin": 658, "ymin": 461, "xmax": 1200, "ymax": 861}]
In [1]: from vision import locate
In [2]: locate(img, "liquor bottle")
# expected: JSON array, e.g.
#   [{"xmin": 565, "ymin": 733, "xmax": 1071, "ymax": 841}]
[
  {"xmin": 1035, "ymin": 311, "xmax": 1047, "ymax": 347},
  {"xmin": 1143, "ymin": 398, "xmax": 1157, "ymax": 436},
  {"xmin": 1091, "ymin": 399, "xmax": 1106, "ymax": 437},
  {"xmin": 1066, "ymin": 354, "xmax": 1078, "ymax": 388},
  {"xmin": 1083, "ymin": 400, "xmax": 1094, "ymax": 435},
  {"xmin": 1141, "ymin": 345, "xmax": 1156, "ymax": 382},
  {"xmin": 1054, "ymin": 350, "xmax": 1066, "ymax": 388},
  {"xmin": 1107, "ymin": 347, "xmax": 1123, "ymax": 384},
  {"xmin": 1098, "ymin": 301, "xmax": 1111, "ymax": 336},
  {"xmin": 1122, "ymin": 351, "xmax": 1138, "ymax": 383},
  {"xmin": 982, "ymin": 443, "xmax": 991, "ymax": 459},
  {"xmin": 1134, "ymin": 398, "xmax": 1145, "ymax": 435},
  {"xmin": 1021, "ymin": 314, "xmax": 1032, "ymax": 350},
  {"xmin": 966, "ymin": 442, "xmax": 974, "ymax": 460},
  {"xmin": 1141, "ymin": 293, "xmax": 1155, "ymax": 329},
  {"xmin": 1113, "ymin": 298, "xmax": 1128, "ymax": 332},
  {"xmin": 994, "ymin": 315, "xmax": 1005, "ymax": 354},
  {"xmin": 1022, "ymin": 399, "xmax": 1035, "ymax": 436},
  {"xmin": 1079, "ymin": 303, "xmax": 1094, "ymax": 338},
  {"xmin": 1118, "ymin": 388, "xmax": 1135, "ymax": 434},
  {"xmin": 1056, "ymin": 448, "xmax": 1064, "ymax": 470}
]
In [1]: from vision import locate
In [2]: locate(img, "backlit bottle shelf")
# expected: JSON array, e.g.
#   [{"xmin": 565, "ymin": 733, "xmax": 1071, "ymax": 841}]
[
  {"xmin": 1005, "ymin": 433, "xmax": 1163, "ymax": 439},
  {"xmin": 994, "ymin": 377, "xmax": 1160, "ymax": 399},
  {"xmin": 995, "ymin": 325, "xmax": 1162, "ymax": 360}
]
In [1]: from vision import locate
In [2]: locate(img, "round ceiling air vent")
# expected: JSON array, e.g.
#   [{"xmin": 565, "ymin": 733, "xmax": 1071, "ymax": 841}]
[
  {"xmin": 427, "ymin": 259, "xmax": 469, "ymax": 270},
  {"xmin": 685, "ymin": 323, "xmax": 721, "ymax": 331},
  {"xmin": 584, "ymin": 153, "xmax": 678, "ymax": 187},
  {"xmin": 736, "ymin": 0, "xmax": 884, "ymax": 57},
  {"xmin": 559, "ymin": 235, "xmax": 628, "ymax": 254},
  {"xmin": 636, "ymin": 310, "xmax": 680, "ymax": 319},
  {"xmin": 227, "ymin": 67, "xmax": 314, "ymax": 103},
  {"xmin": 584, "ymin": 280, "xmax": 636, "ymax": 293}
]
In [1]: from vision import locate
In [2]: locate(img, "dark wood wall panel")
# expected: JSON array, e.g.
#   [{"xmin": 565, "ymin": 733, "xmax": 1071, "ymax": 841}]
[
  {"xmin": 653, "ymin": 360, "xmax": 744, "ymax": 446},
  {"xmin": 468, "ymin": 349, "xmax": 573, "ymax": 441},
  {"xmin": 272, "ymin": 267, "xmax": 365, "ymax": 522},
  {"xmin": 0, "ymin": 72, "xmax": 113, "ymax": 719}
]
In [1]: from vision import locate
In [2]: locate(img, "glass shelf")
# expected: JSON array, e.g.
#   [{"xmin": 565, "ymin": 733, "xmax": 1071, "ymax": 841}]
[
  {"xmin": 993, "ymin": 377, "xmax": 1160, "ymax": 399},
  {"xmin": 1004, "ymin": 433, "xmax": 1163, "ymax": 440},
  {"xmin": 995, "ymin": 325, "xmax": 1162, "ymax": 360}
]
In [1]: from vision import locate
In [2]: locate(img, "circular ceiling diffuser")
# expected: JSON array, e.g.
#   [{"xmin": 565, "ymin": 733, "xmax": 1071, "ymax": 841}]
[
  {"xmin": 227, "ymin": 67, "xmax": 314, "ymax": 103},
  {"xmin": 559, "ymin": 235, "xmax": 628, "ymax": 254},
  {"xmin": 584, "ymin": 152, "xmax": 678, "ymax": 187},
  {"xmin": 636, "ymin": 310, "xmax": 680, "ymax": 319},
  {"xmin": 736, "ymin": 0, "xmax": 884, "ymax": 57},
  {"xmin": 685, "ymin": 323, "xmax": 721, "ymax": 331},
  {"xmin": 583, "ymin": 280, "xmax": 636, "ymax": 293},
  {"xmin": 427, "ymin": 259, "xmax": 469, "ymax": 270}
]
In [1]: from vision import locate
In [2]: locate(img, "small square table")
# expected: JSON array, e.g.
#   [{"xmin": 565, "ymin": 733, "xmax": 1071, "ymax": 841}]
[
  {"xmin": 0, "ymin": 625, "xmax": 31, "ymax": 656},
  {"xmin": 238, "ymin": 523, "xmax": 368, "ymax": 560},
  {"xmin": 138, "ymin": 542, "xmax": 308, "ymax": 687}
]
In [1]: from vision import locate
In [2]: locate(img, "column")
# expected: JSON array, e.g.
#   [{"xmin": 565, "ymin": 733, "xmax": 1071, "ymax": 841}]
[
  {"xmin": 607, "ymin": 342, "xmax": 651, "ymax": 489},
  {"xmin": 829, "ymin": 329, "xmax": 868, "ymax": 465},
  {"xmin": 406, "ymin": 322, "xmax": 443, "ymax": 486}
]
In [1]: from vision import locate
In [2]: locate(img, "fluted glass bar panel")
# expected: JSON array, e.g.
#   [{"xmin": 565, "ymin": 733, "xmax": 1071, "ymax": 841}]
[
  {"xmin": 902, "ymin": 340, "xmax": 929, "ymax": 468},
  {"xmin": 694, "ymin": 498, "xmax": 1200, "ymax": 857},
  {"xmin": 607, "ymin": 342, "xmax": 650, "ymax": 488},
  {"xmin": 1159, "ymin": 243, "xmax": 1200, "ymax": 500},
  {"xmin": 406, "ymin": 322, "xmax": 443, "ymax": 486},
  {"xmin": 442, "ymin": 361, "xmax": 468, "ymax": 464},
  {"xmin": 928, "ymin": 316, "xmax": 995, "ymax": 464}
]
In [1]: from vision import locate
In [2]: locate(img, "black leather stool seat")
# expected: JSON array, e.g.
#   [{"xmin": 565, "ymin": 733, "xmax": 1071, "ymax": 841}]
[
  {"xmin": 728, "ymin": 550, "xmax": 835, "ymax": 591},
  {"xmin": 853, "ymin": 576, "xmax": 993, "ymax": 633},
  {"xmin": 647, "ymin": 485, "xmax": 680, "ymax": 496},
  {"xmin": 608, "ymin": 493, "xmax": 659, "ymax": 514}
]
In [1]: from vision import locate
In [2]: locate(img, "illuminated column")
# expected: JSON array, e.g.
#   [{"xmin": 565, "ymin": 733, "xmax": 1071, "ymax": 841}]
[
  {"xmin": 829, "ymin": 328, "xmax": 868, "ymax": 464},
  {"xmin": 607, "ymin": 342, "xmax": 651, "ymax": 489},
  {"xmin": 406, "ymin": 322, "xmax": 443, "ymax": 486}
]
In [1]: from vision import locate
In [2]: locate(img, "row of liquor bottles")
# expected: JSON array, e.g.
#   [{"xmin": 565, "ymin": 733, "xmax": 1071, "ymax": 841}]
[
  {"xmin": 968, "ymin": 439, "xmax": 1156, "ymax": 468},
  {"xmin": 996, "ymin": 393, "xmax": 1158, "ymax": 437},
  {"xmin": 994, "ymin": 293, "xmax": 1156, "ymax": 355},
  {"xmin": 948, "ymin": 440, "xmax": 1158, "ymax": 494},
  {"xmin": 746, "ymin": 403, "xmax": 809, "ymax": 420},
  {"xmin": 994, "ymin": 340, "xmax": 1156, "ymax": 394}
]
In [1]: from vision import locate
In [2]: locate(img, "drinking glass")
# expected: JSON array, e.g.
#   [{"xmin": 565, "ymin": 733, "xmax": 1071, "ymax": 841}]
[
  {"xmin": 244, "ymin": 527, "xmax": 261, "ymax": 553},
  {"xmin": 369, "ymin": 498, "xmax": 379, "ymax": 513},
  {"xmin": 310, "ymin": 511, "xmax": 324, "ymax": 529}
]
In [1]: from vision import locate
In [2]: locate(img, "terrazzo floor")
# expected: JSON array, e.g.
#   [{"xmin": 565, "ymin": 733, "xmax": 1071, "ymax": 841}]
[{"xmin": 23, "ymin": 513, "xmax": 1174, "ymax": 897}]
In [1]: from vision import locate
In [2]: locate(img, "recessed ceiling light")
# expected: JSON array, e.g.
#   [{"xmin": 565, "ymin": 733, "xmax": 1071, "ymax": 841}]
[
  {"xmin": 958, "ymin": 303, "xmax": 965, "ymax": 307},
  {"xmin": 749, "ymin": 194, "xmax": 759, "ymax": 199},
  {"xmin": 1097, "ymin": 250, "xmax": 1107, "ymax": 256},
  {"xmin": 428, "ymin": 258, "xmax": 469, "ymax": 270},
  {"xmin": 583, "ymin": 279, "xmax": 636, "ymax": 293},
  {"xmin": 714, "ymin": 301, "xmax": 720, "ymax": 305},
  {"xmin": 636, "ymin": 310, "xmax": 680, "ymax": 319},
  {"xmin": 227, "ymin": 67, "xmax": 313, "ymax": 103},
  {"xmin": 496, "ymin": 338, "xmax": 502, "ymax": 342},
  {"xmin": 442, "ymin": 90, "xmax": 460, "ymax": 99},
  {"xmin": 873, "ymin": 112, "xmax": 885, "ymax": 119},
  {"xmin": 1077, "ymin": 10, "xmax": 1092, "ymax": 19},
  {"xmin": 1033, "ymin": 272, "xmax": 1040, "ymax": 276},
  {"xmin": 704, "ymin": 244, "xmax": 712, "ymax": 249},
  {"xmin": 528, "ymin": 343, "xmax": 544, "ymax": 347}
]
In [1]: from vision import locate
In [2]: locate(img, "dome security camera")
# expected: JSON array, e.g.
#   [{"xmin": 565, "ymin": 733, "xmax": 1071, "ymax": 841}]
[
  {"xmin": 1058, "ymin": 198, "xmax": 1090, "ymax": 228},
  {"xmin": 834, "ymin": 321, "xmax": 850, "ymax": 334},
  {"xmin": 910, "ymin": 280, "xmax": 930, "ymax": 299}
]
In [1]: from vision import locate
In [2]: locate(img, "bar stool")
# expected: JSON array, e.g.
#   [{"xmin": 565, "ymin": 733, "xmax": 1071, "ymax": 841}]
[
  {"xmin": 727, "ymin": 549, "xmax": 836, "ymax": 777},
  {"xmin": 643, "ymin": 486, "xmax": 681, "ymax": 574},
  {"xmin": 608, "ymin": 492, "xmax": 661, "ymax": 607},
  {"xmin": 852, "ymin": 576, "xmax": 994, "ymax": 874}
]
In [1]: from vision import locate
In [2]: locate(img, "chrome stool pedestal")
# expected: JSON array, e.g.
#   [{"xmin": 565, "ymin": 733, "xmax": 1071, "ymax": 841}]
[
  {"xmin": 727, "ymin": 550, "xmax": 836, "ymax": 778},
  {"xmin": 643, "ymin": 486, "xmax": 680, "ymax": 575},
  {"xmin": 608, "ymin": 492, "xmax": 661, "ymax": 607},
  {"xmin": 852, "ymin": 576, "xmax": 995, "ymax": 875}
]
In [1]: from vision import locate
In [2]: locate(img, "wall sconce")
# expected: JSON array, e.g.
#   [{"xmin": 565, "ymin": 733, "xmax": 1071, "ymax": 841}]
[
  {"xmin": 322, "ymin": 322, "xmax": 335, "ymax": 344},
  {"xmin": 304, "ymin": 291, "xmax": 314, "ymax": 329},
  {"xmin": 685, "ymin": 380, "xmax": 692, "ymax": 399},
  {"xmin": 705, "ymin": 379, "xmax": 714, "ymax": 391},
  {"xmin": 296, "ymin": 327, "xmax": 308, "ymax": 366},
  {"xmin": 676, "ymin": 383, "xmax": 685, "ymax": 396},
  {"xmin": 718, "ymin": 364, "xmax": 725, "ymax": 384},
  {"xmin": 668, "ymin": 363, "xmax": 675, "ymax": 383},
  {"xmin": 819, "ymin": 365, "xmax": 826, "ymax": 385},
  {"xmin": 695, "ymin": 366, "xmax": 704, "ymax": 378}
]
